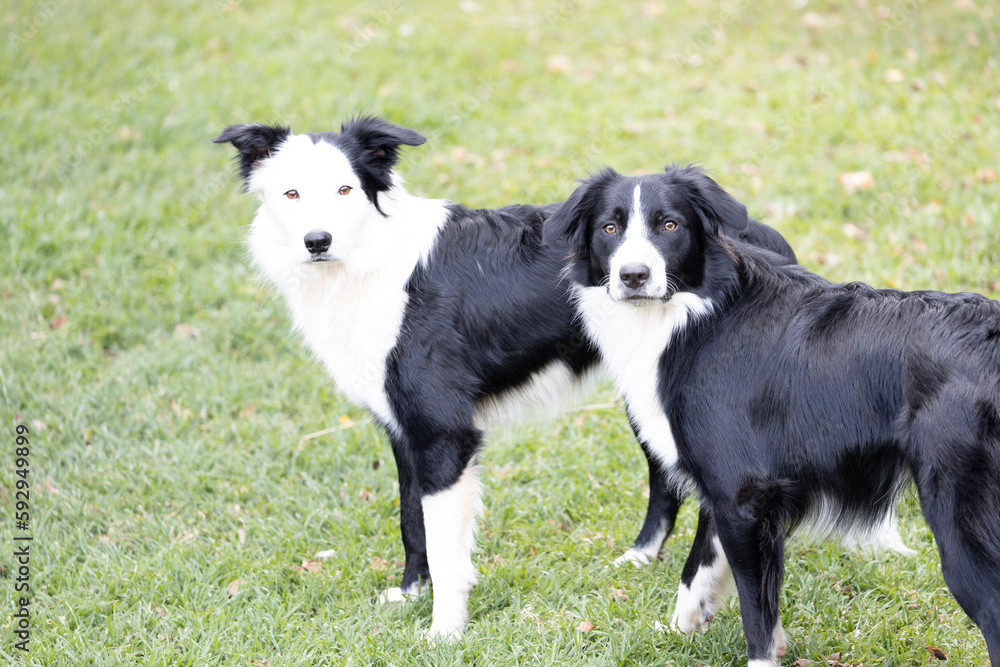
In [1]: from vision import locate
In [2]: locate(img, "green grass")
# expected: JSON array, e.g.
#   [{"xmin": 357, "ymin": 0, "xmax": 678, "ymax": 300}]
[{"xmin": 2, "ymin": 0, "xmax": 998, "ymax": 664}]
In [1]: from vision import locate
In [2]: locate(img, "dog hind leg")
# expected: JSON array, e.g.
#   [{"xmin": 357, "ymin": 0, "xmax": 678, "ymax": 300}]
[
  {"xmin": 917, "ymin": 459, "xmax": 1000, "ymax": 663},
  {"xmin": 671, "ymin": 508, "xmax": 736, "ymax": 633},
  {"xmin": 715, "ymin": 477, "xmax": 794, "ymax": 667},
  {"xmin": 912, "ymin": 395, "xmax": 1000, "ymax": 662}
]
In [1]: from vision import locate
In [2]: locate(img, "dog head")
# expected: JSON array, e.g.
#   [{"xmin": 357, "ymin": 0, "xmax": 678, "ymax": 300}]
[
  {"xmin": 214, "ymin": 116, "xmax": 426, "ymax": 265},
  {"xmin": 545, "ymin": 165, "xmax": 747, "ymax": 304}
]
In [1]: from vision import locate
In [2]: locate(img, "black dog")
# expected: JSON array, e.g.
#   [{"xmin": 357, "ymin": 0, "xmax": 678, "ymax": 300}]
[
  {"xmin": 545, "ymin": 165, "xmax": 999, "ymax": 665},
  {"xmin": 216, "ymin": 119, "xmax": 797, "ymax": 637}
]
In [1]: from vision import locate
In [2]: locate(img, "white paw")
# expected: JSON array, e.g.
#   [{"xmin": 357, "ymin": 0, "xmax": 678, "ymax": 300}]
[
  {"xmin": 612, "ymin": 548, "xmax": 653, "ymax": 568},
  {"xmin": 425, "ymin": 620, "xmax": 464, "ymax": 642},
  {"xmin": 670, "ymin": 582, "xmax": 717, "ymax": 636},
  {"xmin": 378, "ymin": 584, "xmax": 425, "ymax": 604},
  {"xmin": 773, "ymin": 620, "xmax": 787, "ymax": 657}
]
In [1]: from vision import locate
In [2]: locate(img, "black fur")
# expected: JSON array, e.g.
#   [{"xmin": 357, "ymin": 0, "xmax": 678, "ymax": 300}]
[
  {"xmin": 214, "ymin": 116, "xmax": 426, "ymax": 213},
  {"xmin": 554, "ymin": 165, "xmax": 1000, "ymax": 664},
  {"xmin": 214, "ymin": 121, "xmax": 693, "ymax": 601},
  {"xmin": 213, "ymin": 123, "xmax": 291, "ymax": 185},
  {"xmin": 381, "ymin": 179, "xmax": 796, "ymax": 593},
  {"xmin": 326, "ymin": 115, "xmax": 426, "ymax": 215}
]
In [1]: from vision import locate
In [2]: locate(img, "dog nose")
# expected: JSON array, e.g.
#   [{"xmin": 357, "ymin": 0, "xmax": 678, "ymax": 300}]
[
  {"xmin": 619, "ymin": 263, "xmax": 651, "ymax": 289},
  {"xmin": 303, "ymin": 230, "xmax": 333, "ymax": 255}
]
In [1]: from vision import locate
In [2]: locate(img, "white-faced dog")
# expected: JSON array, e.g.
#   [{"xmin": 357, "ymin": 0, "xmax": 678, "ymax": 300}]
[
  {"xmin": 214, "ymin": 117, "xmax": 796, "ymax": 638},
  {"xmin": 545, "ymin": 165, "xmax": 1000, "ymax": 665}
]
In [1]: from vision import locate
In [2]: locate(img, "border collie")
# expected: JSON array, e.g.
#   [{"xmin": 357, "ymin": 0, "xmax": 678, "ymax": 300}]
[
  {"xmin": 214, "ymin": 117, "xmax": 794, "ymax": 638},
  {"xmin": 545, "ymin": 165, "xmax": 999, "ymax": 665}
]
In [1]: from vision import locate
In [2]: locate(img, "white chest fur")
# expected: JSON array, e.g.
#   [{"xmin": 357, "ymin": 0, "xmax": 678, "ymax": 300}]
[
  {"xmin": 283, "ymin": 265, "xmax": 410, "ymax": 429},
  {"xmin": 573, "ymin": 286, "xmax": 712, "ymax": 468},
  {"xmin": 248, "ymin": 192, "xmax": 449, "ymax": 432}
]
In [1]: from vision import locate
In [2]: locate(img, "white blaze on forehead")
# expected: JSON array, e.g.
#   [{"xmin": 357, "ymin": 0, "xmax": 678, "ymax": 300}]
[
  {"xmin": 608, "ymin": 183, "xmax": 669, "ymax": 300},
  {"xmin": 249, "ymin": 134, "xmax": 358, "ymax": 195},
  {"xmin": 247, "ymin": 133, "xmax": 373, "ymax": 265}
]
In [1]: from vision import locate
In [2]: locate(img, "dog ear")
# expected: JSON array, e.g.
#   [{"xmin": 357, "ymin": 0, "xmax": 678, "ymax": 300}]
[
  {"xmin": 339, "ymin": 116, "xmax": 426, "ymax": 214},
  {"xmin": 214, "ymin": 124, "xmax": 291, "ymax": 186},
  {"xmin": 670, "ymin": 165, "xmax": 748, "ymax": 234},
  {"xmin": 544, "ymin": 168, "xmax": 619, "ymax": 257}
]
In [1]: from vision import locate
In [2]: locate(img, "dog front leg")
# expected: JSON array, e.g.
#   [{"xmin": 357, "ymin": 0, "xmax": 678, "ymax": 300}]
[
  {"xmin": 422, "ymin": 460, "xmax": 484, "ymax": 639},
  {"xmin": 615, "ymin": 435, "xmax": 684, "ymax": 567},
  {"xmin": 379, "ymin": 432, "xmax": 430, "ymax": 603}
]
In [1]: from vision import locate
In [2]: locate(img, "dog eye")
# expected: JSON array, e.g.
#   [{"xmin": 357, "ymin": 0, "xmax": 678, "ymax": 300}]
[
  {"xmin": 338, "ymin": 185, "xmax": 352, "ymax": 195},
  {"xmin": 603, "ymin": 223, "xmax": 617, "ymax": 234},
  {"xmin": 663, "ymin": 220, "xmax": 677, "ymax": 231},
  {"xmin": 284, "ymin": 190, "xmax": 299, "ymax": 200}
]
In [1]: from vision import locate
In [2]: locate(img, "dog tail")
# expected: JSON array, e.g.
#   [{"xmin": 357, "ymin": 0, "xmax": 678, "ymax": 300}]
[{"xmin": 736, "ymin": 476, "xmax": 801, "ymax": 625}]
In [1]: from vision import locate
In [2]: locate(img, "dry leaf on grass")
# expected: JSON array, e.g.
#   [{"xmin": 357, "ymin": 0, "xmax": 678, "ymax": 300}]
[
  {"xmin": 838, "ymin": 171, "xmax": 875, "ymax": 194},
  {"xmin": 226, "ymin": 578, "xmax": 246, "ymax": 597},
  {"xmin": 174, "ymin": 323, "xmax": 201, "ymax": 338},
  {"xmin": 294, "ymin": 559, "xmax": 322, "ymax": 574},
  {"xmin": 884, "ymin": 68, "xmax": 905, "ymax": 83},
  {"xmin": 925, "ymin": 645, "xmax": 947, "ymax": 660},
  {"xmin": 546, "ymin": 54, "xmax": 572, "ymax": 74},
  {"xmin": 576, "ymin": 620, "xmax": 594, "ymax": 632}
]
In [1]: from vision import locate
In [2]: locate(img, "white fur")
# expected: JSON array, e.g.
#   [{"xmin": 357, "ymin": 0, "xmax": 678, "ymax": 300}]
[
  {"xmin": 422, "ymin": 464, "xmax": 484, "ymax": 639},
  {"xmin": 608, "ymin": 185, "xmax": 669, "ymax": 301},
  {"xmin": 378, "ymin": 584, "xmax": 428, "ymax": 604},
  {"xmin": 246, "ymin": 133, "xmax": 448, "ymax": 432},
  {"xmin": 474, "ymin": 362, "xmax": 600, "ymax": 431},
  {"xmin": 796, "ymin": 493, "xmax": 913, "ymax": 555},
  {"xmin": 612, "ymin": 516, "xmax": 669, "ymax": 567},
  {"xmin": 573, "ymin": 285, "xmax": 712, "ymax": 469},
  {"xmin": 670, "ymin": 535, "xmax": 737, "ymax": 635},
  {"xmin": 671, "ymin": 538, "xmax": 789, "ymax": 661}
]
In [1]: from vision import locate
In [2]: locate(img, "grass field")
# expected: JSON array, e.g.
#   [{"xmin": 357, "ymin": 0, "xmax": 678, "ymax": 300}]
[{"xmin": 2, "ymin": 0, "xmax": 999, "ymax": 664}]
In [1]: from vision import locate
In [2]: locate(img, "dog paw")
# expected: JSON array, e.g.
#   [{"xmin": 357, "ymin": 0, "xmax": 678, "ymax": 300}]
[
  {"xmin": 773, "ymin": 620, "xmax": 787, "ymax": 657},
  {"xmin": 670, "ymin": 583, "xmax": 718, "ymax": 636},
  {"xmin": 612, "ymin": 548, "xmax": 653, "ymax": 568},
  {"xmin": 425, "ymin": 621, "xmax": 464, "ymax": 642},
  {"xmin": 378, "ymin": 584, "xmax": 426, "ymax": 604}
]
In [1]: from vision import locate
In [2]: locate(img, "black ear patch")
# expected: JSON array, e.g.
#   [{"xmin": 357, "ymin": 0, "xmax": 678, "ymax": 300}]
[
  {"xmin": 544, "ymin": 167, "xmax": 621, "ymax": 257},
  {"xmin": 667, "ymin": 164, "xmax": 748, "ymax": 233},
  {"xmin": 213, "ymin": 124, "xmax": 291, "ymax": 185},
  {"xmin": 337, "ymin": 115, "xmax": 427, "ymax": 215}
]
